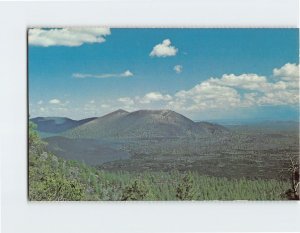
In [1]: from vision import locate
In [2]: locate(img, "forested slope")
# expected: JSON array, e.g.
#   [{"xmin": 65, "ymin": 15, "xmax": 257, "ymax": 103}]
[{"xmin": 29, "ymin": 121, "xmax": 292, "ymax": 201}]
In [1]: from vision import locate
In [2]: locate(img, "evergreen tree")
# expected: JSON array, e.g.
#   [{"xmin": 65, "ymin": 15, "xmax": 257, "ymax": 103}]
[
  {"xmin": 176, "ymin": 172, "xmax": 196, "ymax": 200},
  {"xmin": 121, "ymin": 180, "xmax": 148, "ymax": 200}
]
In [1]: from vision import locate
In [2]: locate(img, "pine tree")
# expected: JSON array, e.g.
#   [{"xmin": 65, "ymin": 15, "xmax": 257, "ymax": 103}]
[
  {"xmin": 121, "ymin": 180, "xmax": 148, "ymax": 200},
  {"xmin": 176, "ymin": 172, "xmax": 196, "ymax": 200}
]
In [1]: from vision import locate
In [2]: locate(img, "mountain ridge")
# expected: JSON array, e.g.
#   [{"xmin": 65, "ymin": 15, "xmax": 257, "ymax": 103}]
[
  {"xmin": 61, "ymin": 109, "xmax": 228, "ymax": 139},
  {"xmin": 30, "ymin": 116, "xmax": 97, "ymax": 133}
]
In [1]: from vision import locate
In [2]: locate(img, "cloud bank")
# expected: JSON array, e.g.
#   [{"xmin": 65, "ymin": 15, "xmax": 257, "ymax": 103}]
[
  {"xmin": 111, "ymin": 63, "xmax": 299, "ymax": 113},
  {"xmin": 168, "ymin": 63, "xmax": 299, "ymax": 112},
  {"xmin": 31, "ymin": 63, "xmax": 299, "ymax": 119}
]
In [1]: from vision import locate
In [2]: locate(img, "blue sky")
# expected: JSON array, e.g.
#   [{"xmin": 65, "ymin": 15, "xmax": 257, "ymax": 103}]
[{"xmin": 28, "ymin": 28, "xmax": 299, "ymax": 121}]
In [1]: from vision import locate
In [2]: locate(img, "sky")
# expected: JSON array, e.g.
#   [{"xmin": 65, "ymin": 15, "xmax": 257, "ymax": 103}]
[{"xmin": 28, "ymin": 28, "xmax": 299, "ymax": 122}]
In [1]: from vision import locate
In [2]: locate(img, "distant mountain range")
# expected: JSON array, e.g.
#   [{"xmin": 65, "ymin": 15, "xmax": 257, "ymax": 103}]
[{"xmin": 31, "ymin": 116, "xmax": 97, "ymax": 133}]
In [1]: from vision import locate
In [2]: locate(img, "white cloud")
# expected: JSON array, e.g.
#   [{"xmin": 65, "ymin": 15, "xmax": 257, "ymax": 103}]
[
  {"xmin": 118, "ymin": 97, "xmax": 134, "ymax": 106},
  {"xmin": 174, "ymin": 65, "xmax": 183, "ymax": 74},
  {"xmin": 139, "ymin": 92, "xmax": 172, "ymax": 104},
  {"xmin": 48, "ymin": 99, "xmax": 70, "ymax": 106},
  {"xmin": 49, "ymin": 99, "xmax": 61, "ymax": 104},
  {"xmin": 150, "ymin": 39, "xmax": 178, "ymax": 57},
  {"xmin": 32, "ymin": 63, "xmax": 299, "ymax": 118},
  {"xmin": 31, "ymin": 101, "xmax": 71, "ymax": 118},
  {"xmin": 166, "ymin": 63, "xmax": 299, "ymax": 112},
  {"xmin": 37, "ymin": 100, "xmax": 43, "ymax": 105},
  {"xmin": 73, "ymin": 70, "xmax": 134, "ymax": 79},
  {"xmin": 28, "ymin": 27, "xmax": 111, "ymax": 47},
  {"xmin": 170, "ymin": 82, "xmax": 241, "ymax": 111},
  {"xmin": 95, "ymin": 63, "xmax": 298, "ymax": 115},
  {"xmin": 207, "ymin": 74, "xmax": 272, "ymax": 92},
  {"xmin": 273, "ymin": 63, "xmax": 299, "ymax": 81},
  {"xmin": 256, "ymin": 90, "xmax": 299, "ymax": 105},
  {"xmin": 121, "ymin": 70, "xmax": 134, "ymax": 77}
]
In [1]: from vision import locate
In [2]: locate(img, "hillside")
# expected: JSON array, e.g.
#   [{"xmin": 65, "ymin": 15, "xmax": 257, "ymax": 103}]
[
  {"xmin": 31, "ymin": 116, "xmax": 97, "ymax": 133},
  {"xmin": 63, "ymin": 109, "xmax": 228, "ymax": 139},
  {"xmin": 29, "ymin": 122, "xmax": 291, "ymax": 201},
  {"xmin": 45, "ymin": 136, "xmax": 130, "ymax": 165}
]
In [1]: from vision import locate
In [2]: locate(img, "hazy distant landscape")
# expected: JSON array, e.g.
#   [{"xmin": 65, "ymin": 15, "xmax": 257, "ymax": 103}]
[
  {"xmin": 29, "ymin": 109, "xmax": 299, "ymax": 200},
  {"xmin": 31, "ymin": 110, "xmax": 299, "ymax": 178}
]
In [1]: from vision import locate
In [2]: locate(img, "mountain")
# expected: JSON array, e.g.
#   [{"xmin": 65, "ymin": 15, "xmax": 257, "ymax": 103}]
[
  {"xmin": 196, "ymin": 122, "xmax": 229, "ymax": 134},
  {"xmin": 30, "ymin": 116, "xmax": 97, "ymax": 133},
  {"xmin": 63, "ymin": 109, "xmax": 228, "ymax": 139}
]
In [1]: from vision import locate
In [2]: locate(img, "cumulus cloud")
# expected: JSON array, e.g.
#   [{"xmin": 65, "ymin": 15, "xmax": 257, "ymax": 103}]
[
  {"xmin": 114, "ymin": 92, "xmax": 173, "ymax": 110},
  {"xmin": 207, "ymin": 74, "xmax": 269, "ymax": 91},
  {"xmin": 139, "ymin": 92, "xmax": 172, "ymax": 104},
  {"xmin": 168, "ymin": 63, "xmax": 299, "ymax": 112},
  {"xmin": 73, "ymin": 70, "xmax": 134, "ymax": 79},
  {"xmin": 273, "ymin": 63, "xmax": 299, "ymax": 81},
  {"xmin": 49, "ymin": 99, "xmax": 61, "ymax": 104},
  {"xmin": 37, "ymin": 100, "xmax": 43, "ymax": 105},
  {"xmin": 33, "ymin": 63, "xmax": 298, "ymax": 118},
  {"xmin": 174, "ymin": 65, "xmax": 183, "ymax": 74},
  {"xmin": 94, "ymin": 63, "xmax": 298, "ymax": 115},
  {"xmin": 150, "ymin": 39, "xmax": 178, "ymax": 57},
  {"xmin": 28, "ymin": 27, "xmax": 111, "ymax": 47},
  {"xmin": 256, "ymin": 90, "xmax": 299, "ymax": 105},
  {"xmin": 169, "ymin": 82, "xmax": 241, "ymax": 111}
]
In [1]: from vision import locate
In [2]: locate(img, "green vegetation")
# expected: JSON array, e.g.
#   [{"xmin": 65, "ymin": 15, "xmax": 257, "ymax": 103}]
[
  {"xmin": 176, "ymin": 172, "xmax": 197, "ymax": 200},
  {"xmin": 29, "ymin": 122, "xmax": 85, "ymax": 201},
  {"xmin": 121, "ymin": 180, "xmax": 149, "ymax": 200},
  {"xmin": 29, "ymin": 121, "xmax": 292, "ymax": 201}
]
